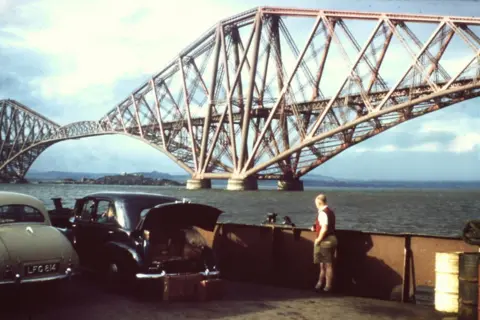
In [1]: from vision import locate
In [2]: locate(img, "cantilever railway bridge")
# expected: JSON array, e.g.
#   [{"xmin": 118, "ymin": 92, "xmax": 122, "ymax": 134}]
[{"xmin": 1, "ymin": 7, "xmax": 480, "ymax": 190}]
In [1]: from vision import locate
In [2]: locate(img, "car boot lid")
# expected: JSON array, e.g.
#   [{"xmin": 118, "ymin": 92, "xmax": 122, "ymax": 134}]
[
  {"xmin": 0, "ymin": 224, "xmax": 72, "ymax": 262},
  {"xmin": 136, "ymin": 202, "xmax": 223, "ymax": 232}
]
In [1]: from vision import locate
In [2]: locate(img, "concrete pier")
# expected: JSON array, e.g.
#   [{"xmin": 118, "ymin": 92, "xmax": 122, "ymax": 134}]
[
  {"xmin": 186, "ymin": 179, "xmax": 212, "ymax": 190},
  {"xmin": 277, "ymin": 179, "xmax": 304, "ymax": 191},
  {"xmin": 227, "ymin": 177, "xmax": 258, "ymax": 191}
]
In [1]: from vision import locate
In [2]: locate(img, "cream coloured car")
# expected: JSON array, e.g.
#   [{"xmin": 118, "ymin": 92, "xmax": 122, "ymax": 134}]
[{"xmin": 0, "ymin": 191, "xmax": 79, "ymax": 285}]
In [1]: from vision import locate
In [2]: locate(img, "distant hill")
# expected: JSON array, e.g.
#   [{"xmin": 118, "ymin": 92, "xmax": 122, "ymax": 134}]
[
  {"xmin": 26, "ymin": 170, "xmax": 187, "ymax": 181},
  {"xmin": 26, "ymin": 170, "xmax": 338, "ymax": 183},
  {"xmin": 303, "ymin": 174, "xmax": 338, "ymax": 182}
]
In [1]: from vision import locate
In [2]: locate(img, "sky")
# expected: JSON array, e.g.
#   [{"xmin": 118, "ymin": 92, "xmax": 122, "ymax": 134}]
[{"xmin": 1, "ymin": 0, "xmax": 480, "ymax": 181}]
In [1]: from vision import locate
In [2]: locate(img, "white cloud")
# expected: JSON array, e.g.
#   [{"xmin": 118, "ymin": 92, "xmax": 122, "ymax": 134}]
[
  {"xmin": 408, "ymin": 142, "xmax": 441, "ymax": 152},
  {"xmin": 352, "ymin": 135, "xmax": 480, "ymax": 154},
  {"xmin": 353, "ymin": 143, "xmax": 439, "ymax": 153},
  {"xmin": 353, "ymin": 144, "xmax": 398, "ymax": 153},
  {"xmin": 419, "ymin": 114, "xmax": 480, "ymax": 135},
  {"xmin": 3, "ymin": 0, "xmax": 244, "ymax": 102},
  {"xmin": 378, "ymin": 144, "xmax": 398, "ymax": 152},
  {"xmin": 3, "ymin": 1, "xmax": 476, "ymax": 110},
  {"xmin": 448, "ymin": 133, "xmax": 480, "ymax": 153},
  {"xmin": 415, "ymin": 113, "xmax": 480, "ymax": 153}
]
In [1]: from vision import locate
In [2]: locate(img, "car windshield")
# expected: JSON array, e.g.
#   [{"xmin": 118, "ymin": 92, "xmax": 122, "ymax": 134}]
[{"xmin": 0, "ymin": 205, "xmax": 45, "ymax": 224}]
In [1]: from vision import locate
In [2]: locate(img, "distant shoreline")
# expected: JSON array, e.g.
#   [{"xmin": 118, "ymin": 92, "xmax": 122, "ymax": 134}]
[
  {"xmin": 17, "ymin": 170, "xmax": 480, "ymax": 189},
  {"xmin": 28, "ymin": 179, "xmax": 185, "ymax": 187},
  {"xmin": 23, "ymin": 172, "xmax": 186, "ymax": 187}
]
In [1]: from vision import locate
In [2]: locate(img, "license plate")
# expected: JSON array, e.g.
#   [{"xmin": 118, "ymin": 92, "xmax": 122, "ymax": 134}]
[{"xmin": 24, "ymin": 263, "xmax": 60, "ymax": 276}]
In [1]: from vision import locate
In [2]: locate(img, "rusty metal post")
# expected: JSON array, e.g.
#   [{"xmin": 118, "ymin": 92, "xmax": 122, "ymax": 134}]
[
  {"xmin": 238, "ymin": 12, "xmax": 263, "ymax": 173},
  {"xmin": 229, "ymin": 26, "xmax": 242, "ymax": 169},
  {"xmin": 402, "ymin": 235, "xmax": 412, "ymax": 303},
  {"xmin": 199, "ymin": 25, "xmax": 222, "ymax": 173},
  {"xmin": 131, "ymin": 94, "xmax": 144, "ymax": 139},
  {"xmin": 150, "ymin": 79, "xmax": 167, "ymax": 149},
  {"xmin": 179, "ymin": 56, "xmax": 199, "ymax": 172},
  {"xmin": 270, "ymin": 15, "xmax": 291, "ymax": 170}
]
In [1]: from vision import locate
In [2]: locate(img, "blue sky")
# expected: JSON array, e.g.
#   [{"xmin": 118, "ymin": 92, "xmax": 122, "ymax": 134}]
[{"xmin": 1, "ymin": 0, "xmax": 480, "ymax": 180}]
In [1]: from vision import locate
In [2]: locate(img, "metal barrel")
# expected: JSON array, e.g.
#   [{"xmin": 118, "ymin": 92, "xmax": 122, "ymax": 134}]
[
  {"xmin": 435, "ymin": 252, "xmax": 461, "ymax": 314},
  {"xmin": 458, "ymin": 252, "xmax": 480, "ymax": 320}
]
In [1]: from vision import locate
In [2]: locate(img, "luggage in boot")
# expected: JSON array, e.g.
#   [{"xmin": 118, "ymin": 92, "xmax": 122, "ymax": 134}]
[{"xmin": 163, "ymin": 274, "xmax": 202, "ymax": 301}]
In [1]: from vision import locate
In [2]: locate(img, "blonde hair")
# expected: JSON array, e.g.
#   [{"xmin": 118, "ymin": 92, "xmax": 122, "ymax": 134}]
[
  {"xmin": 315, "ymin": 194, "xmax": 327, "ymax": 207},
  {"xmin": 107, "ymin": 206, "xmax": 115, "ymax": 217}
]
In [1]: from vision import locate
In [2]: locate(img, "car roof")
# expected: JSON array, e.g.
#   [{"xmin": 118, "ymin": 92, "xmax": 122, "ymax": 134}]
[
  {"xmin": 0, "ymin": 191, "xmax": 49, "ymax": 217},
  {"xmin": 82, "ymin": 191, "xmax": 180, "ymax": 203},
  {"xmin": 80, "ymin": 191, "xmax": 182, "ymax": 230}
]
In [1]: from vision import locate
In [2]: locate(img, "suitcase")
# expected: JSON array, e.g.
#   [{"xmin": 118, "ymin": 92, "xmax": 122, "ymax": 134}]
[
  {"xmin": 197, "ymin": 279, "xmax": 225, "ymax": 301},
  {"xmin": 163, "ymin": 274, "xmax": 202, "ymax": 301}
]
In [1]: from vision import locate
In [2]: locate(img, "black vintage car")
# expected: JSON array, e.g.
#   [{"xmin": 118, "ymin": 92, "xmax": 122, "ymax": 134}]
[{"xmin": 67, "ymin": 192, "xmax": 222, "ymax": 285}]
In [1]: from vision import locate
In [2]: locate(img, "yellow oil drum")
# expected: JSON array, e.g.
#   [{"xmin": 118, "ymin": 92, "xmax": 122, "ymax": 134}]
[
  {"xmin": 435, "ymin": 252, "xmax": 461, "ymax": 314},
  {"xmin": 458, "ymin": 252, "xmax": 480, "ymax": 320}
]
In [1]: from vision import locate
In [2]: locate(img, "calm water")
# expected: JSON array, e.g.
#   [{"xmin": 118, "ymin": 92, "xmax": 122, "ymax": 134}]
[{"xmin": 1, "ymin": 183, "xmax": 479, "ymax": 237}]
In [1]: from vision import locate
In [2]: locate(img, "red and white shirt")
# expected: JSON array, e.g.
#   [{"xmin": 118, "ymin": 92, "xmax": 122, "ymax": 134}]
[{"xmin": 317, "ymin": 205, "xmax": 329, "ymax": 226}]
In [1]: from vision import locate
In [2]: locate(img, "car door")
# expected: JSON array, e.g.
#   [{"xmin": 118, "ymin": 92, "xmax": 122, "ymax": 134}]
[
  {"xmin": 71, "ymin": 198, "xmax": 97, "ymax": 268},
  {"xmin": 89, "ymin": 199, "xmax": 130, "ymax": 271}
]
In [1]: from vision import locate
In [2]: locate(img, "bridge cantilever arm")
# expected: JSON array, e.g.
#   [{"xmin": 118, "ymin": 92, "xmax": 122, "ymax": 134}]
[{"xmin": 243, "ymin": 83, "xmax": 480, "ymax": 177}]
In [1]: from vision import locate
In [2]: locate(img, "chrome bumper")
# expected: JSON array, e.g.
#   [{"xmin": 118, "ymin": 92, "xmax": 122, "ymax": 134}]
[
  {"xmin": 0, "ymin": 268, "xmax": 77, "ymax": 285},
  {"xmin": 135, "ymin": 270, "xmax": 220, "ymax": 280}
]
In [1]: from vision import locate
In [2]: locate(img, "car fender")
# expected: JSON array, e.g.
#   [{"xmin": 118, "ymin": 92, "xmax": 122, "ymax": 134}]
[
  {"xmin": 0, "ymin": 238, "xmax": 9, "ymax": 266},
  {"xmin": 50, "ymin": 227, "xmax": 77, "ymax": 252},
  {"xmin": 103, "ymin": 241, "xmax": 143, "ymax": 270},
  {"xmin": 56, "ymin": 227, "xmax": 74, "ymax": 243}
]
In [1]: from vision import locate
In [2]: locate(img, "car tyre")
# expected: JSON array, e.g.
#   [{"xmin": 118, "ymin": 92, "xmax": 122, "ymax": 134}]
[
  {"xmin": 104, "ymin": 261, "xmax": 123, "ymax": 292},
  {"xmin": 104, "ymin": 259, "xmax": 135, "ymax": 293}
]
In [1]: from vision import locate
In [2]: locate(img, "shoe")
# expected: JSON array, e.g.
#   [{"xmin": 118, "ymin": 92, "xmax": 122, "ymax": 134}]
[{"xmin": 314, "ymin": 282, "xmax": 323, "ymax": 292}]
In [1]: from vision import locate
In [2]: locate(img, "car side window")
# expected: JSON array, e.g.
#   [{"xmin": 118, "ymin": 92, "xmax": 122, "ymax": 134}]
[
  {"xmin": 96, "ymin": 200, "xmax": 117, "ymax": 225},
  {"xmin": 80, "ymin": 200, "xmax": 96, "ymax": 222},
  {"xmin": 0, "ymin": 205, "xmax": 45, "ymax": 224}
]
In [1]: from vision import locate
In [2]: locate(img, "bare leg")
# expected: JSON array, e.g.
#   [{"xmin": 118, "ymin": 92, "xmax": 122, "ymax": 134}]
[
  {"xmin": 316, "ymin": 263, "xmax": 326, "ymax": 289},
  {"xmin": 324, "ymin": 263, "xmax": 334, "ymax": 290}
]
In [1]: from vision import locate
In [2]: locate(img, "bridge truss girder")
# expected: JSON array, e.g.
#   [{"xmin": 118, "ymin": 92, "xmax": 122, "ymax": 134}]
[
  {"xmin": 0, "ymin": 100, "xmax": 60, "ymax": 182},
  {"xmin": 98, "ymin": 7, "xmax": 480, "ymax": 180},
  {"xmin": 1, "ymin": 7, "xmax": 480, "ymax": 182}
]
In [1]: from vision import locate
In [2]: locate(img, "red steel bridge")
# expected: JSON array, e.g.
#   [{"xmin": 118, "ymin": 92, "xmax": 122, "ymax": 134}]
[{"xmin": 1, "ymin": 7, "xmax": 480, "ymax": 190}]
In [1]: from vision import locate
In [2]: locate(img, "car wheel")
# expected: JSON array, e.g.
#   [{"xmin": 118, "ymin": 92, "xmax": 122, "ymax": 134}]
[
  {"xmin": 104, "ymin": 261, "xmax": 122, "ymax": 291},
  {"xmin": 104, "ymin": 260, "xmax": 134, "ymax": 293}
]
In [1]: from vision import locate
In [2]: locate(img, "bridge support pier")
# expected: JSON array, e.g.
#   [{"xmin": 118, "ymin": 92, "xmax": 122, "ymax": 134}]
[
  {"xmin": 186, "ymin": 179, "xmax": 212, "ymax": 190},
  {"xmin": 277, "ymin": 179, "xmax": 304, "ymax": 191},
  {"xmin": 226, "ymin": 177, "xmax": 258, "ymax": 191}
]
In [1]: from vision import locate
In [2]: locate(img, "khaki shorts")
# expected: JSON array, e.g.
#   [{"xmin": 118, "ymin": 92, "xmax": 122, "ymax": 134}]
[{"xmin": 313, "ymin": 234, "xmax": 338, "ymax": 264}]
